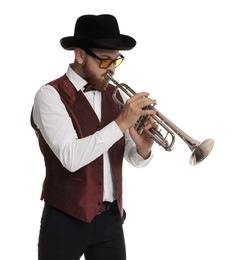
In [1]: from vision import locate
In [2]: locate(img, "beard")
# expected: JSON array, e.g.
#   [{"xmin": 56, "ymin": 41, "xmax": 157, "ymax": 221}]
[{"xmin": 81, "ymin": 60, "xmax": 111, "ymax": 91}]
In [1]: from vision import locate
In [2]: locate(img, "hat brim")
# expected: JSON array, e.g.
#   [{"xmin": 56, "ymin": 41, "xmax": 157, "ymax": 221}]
[{"xmin": 60, "ymin": 34, "xmax": 136, "ymax": 51}]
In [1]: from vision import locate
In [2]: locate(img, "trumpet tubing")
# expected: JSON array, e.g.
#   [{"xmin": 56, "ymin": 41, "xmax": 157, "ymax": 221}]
[{"xmin": 105, "ymin": 73, "xmax": 214, "ymax": 165}]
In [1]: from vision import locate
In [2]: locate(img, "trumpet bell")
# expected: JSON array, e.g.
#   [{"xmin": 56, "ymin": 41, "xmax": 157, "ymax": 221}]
[{"xmin": 189, "ymin": 138, "xmax": 214, "ymax": 165}]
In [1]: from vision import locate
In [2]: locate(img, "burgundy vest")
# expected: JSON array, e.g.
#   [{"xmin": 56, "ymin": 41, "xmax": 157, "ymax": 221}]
[{"xmin": 31, "ymin": 74, "xmax": 125, "ymax": 223}]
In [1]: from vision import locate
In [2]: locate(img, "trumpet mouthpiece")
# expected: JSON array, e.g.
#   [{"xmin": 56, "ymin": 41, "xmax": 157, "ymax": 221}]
[{"xmin": 104, "ymin": 73, "xmax": 112, "ymax": 81}]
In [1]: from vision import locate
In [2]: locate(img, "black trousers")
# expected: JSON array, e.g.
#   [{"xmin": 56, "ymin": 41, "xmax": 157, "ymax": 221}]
[{"xmin": 38, "ymin": 202, "xmax": 126, "ymax": 260}]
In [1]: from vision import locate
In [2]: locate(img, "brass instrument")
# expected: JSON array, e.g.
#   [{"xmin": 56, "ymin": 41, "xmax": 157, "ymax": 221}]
[{"xmin": 105, "ymin": 73, "xmax": 214, "ymax": 165}]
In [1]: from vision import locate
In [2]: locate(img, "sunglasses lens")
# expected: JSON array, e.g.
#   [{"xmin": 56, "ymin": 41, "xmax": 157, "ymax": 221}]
[
  {"xmin": 113, "ymin": 57, "xmax": 124, "ymax": 67},
  {"xmin": 100, "ymin": 60, "xmax": 112, "ymax": 68}
]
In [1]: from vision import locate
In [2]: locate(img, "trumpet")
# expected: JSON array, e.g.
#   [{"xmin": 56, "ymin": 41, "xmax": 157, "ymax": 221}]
[{"xmin": 105, "ymin": 73, "xmax": 214, "ymax": 165}]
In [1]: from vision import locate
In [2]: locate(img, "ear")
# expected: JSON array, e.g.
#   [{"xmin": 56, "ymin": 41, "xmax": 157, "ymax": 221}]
[{"xmin": 74, "ymin": 48, "xmax": 85, "ymax": 64}]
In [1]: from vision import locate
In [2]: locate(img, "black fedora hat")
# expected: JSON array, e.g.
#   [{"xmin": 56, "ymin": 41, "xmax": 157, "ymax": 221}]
[{"xmin": 60, "ymin": 14, "xmax": 136, "ymax": 51}]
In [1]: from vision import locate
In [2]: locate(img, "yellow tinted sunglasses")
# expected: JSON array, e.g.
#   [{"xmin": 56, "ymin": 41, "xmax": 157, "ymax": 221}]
[{"xmin": 84, "ymin": 48, "xmax": 124, "ymax": 69}]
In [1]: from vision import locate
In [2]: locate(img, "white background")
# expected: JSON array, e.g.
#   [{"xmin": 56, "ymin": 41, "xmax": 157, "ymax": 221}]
[{"xmin": 1, "ymin": 0, "xmax": 235, "ymax": 259}]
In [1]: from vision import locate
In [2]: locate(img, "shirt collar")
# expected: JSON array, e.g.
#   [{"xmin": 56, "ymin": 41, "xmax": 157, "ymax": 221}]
[{"xmin": 66, "ymin": 65, "xmax": 87, "ymax": 91}]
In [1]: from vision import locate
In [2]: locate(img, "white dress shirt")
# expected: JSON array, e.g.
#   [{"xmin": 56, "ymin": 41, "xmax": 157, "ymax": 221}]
[{"xmin": 33, "ymin": 66, "xmax": 153, "ymax": 202}]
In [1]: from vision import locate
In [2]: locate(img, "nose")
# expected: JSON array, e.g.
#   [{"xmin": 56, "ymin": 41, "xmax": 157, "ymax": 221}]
[{"xmin": 107, "ymin": 62, "xmax": 116, "ymax": 73}]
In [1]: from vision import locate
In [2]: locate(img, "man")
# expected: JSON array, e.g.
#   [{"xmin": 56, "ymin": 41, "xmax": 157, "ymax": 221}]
[{"xmin": 31, "ymin": 14, "xmax": 156, "ymax": 260}]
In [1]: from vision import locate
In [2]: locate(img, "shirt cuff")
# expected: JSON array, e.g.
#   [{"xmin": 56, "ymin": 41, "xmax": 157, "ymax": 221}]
[{"xmin": 131, "ymin": 149, "xmax": 154, "ymax": 167}]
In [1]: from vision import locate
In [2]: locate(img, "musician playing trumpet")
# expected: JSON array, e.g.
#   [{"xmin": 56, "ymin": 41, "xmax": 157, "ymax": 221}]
[{"xmin": 31, "ymin": 14, "xmax": 156, "ymax": 260}]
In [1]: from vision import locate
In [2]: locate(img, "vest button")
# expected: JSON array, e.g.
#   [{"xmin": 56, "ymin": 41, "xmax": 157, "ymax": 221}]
[{"xmin": 98, "ymin": 180, "xmax": 103, "ymax": 185}]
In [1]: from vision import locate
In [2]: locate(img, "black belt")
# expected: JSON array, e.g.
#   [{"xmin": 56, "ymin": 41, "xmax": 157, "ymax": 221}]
[{"xmin": 97, "ymin": 201, "xmax": 117, "ymax": 214}]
